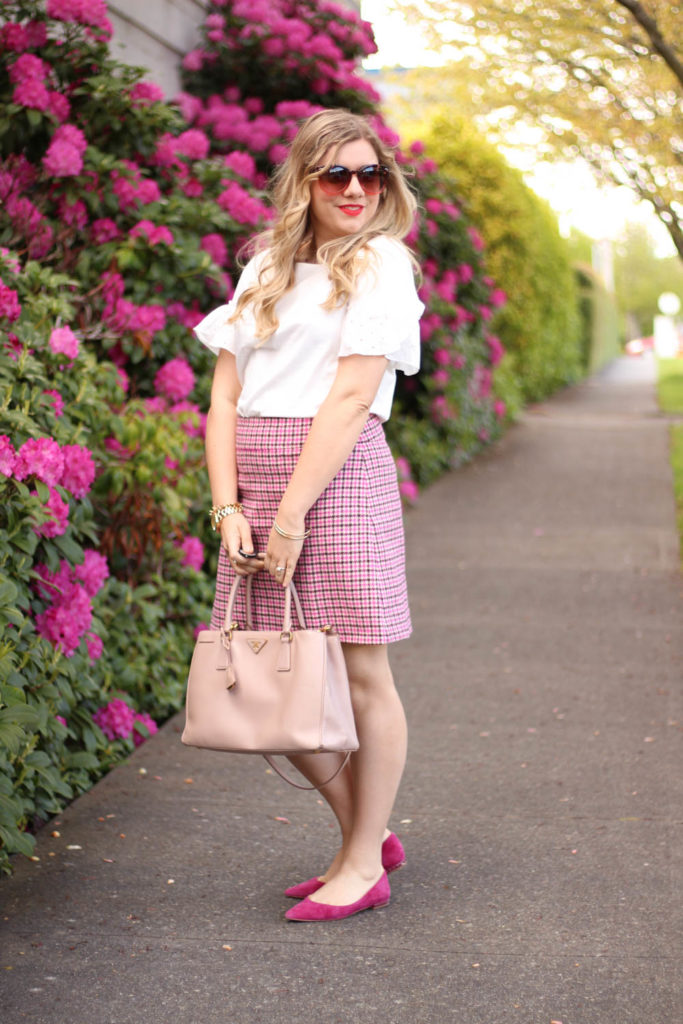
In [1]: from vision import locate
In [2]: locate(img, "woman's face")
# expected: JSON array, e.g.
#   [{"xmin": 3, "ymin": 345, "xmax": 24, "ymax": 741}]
[{"xmin": 308, "ymin": 138, "xmax": 383, "ymax": 248}]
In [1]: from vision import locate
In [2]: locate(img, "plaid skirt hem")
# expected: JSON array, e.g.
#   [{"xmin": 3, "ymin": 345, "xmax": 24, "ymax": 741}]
[{"xmin": 210, "ymin": 415, "xmax": 411, "ymax": 645}]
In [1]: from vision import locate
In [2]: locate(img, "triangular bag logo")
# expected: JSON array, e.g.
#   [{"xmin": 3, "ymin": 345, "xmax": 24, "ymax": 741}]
[{"xmin": 247, "ymin": 639, "xmax": 267, "ymax": 654}]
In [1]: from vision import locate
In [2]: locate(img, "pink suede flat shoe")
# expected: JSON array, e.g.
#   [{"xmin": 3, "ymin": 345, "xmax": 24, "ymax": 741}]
[
  {"xmin": 285, "ymin": 871, "xmax": 390, "ymax": 922},
  {"xmin": 284, "ymin": 832, "xmax": 406, "ymax": 899}
]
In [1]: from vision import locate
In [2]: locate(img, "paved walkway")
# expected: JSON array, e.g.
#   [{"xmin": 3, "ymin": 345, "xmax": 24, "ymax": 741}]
[{"xmin": 2, "ymin": 355, "xmax": 681, "ymax": 1024}]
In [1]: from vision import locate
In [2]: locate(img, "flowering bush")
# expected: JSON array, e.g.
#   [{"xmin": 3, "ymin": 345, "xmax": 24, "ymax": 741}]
[
  {"xmin": 180, "ymin": 0, "xmax": 515, "ymax": 488},
  {"xmin": 0, "ymin": 0, "xmax": 516, "ymax": 872}
]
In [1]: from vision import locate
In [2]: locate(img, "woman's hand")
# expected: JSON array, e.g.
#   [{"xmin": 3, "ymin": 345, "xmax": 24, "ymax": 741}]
[
  {"xmin": 264, "ymin": 523, "xmax": 305, "ymax": 588},
  {"xmin": 220, "ymin": 512, "xmax": 264, "ymax": 577}
]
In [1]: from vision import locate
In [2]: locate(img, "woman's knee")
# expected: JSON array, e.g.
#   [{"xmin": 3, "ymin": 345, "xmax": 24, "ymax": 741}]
[{"xmin": 343, "ymin": 643, "xmax": 396, "ymax": 707}]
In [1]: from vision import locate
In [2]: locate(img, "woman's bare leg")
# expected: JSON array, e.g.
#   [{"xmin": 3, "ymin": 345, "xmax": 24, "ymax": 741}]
[{"xmin": 305, "ymin": 642, "xmax": 407, "ymax": 905}]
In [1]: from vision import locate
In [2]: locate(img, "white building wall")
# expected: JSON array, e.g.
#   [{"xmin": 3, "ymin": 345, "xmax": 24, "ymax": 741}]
[{"xmin": 107, "ymin": 0, "xmax": 208, "ymax": 97}]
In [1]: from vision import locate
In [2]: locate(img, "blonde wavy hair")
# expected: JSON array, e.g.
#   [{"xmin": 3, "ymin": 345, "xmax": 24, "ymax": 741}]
[{"xmin": 229, "ymin": 108, "xmax": 418, "ymax": 341}]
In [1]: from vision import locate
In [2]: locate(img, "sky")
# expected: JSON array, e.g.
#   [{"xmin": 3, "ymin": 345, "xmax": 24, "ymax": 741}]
[{"xmin": 360, "ymin": 0, "xmax": 676, "ymax": 257}]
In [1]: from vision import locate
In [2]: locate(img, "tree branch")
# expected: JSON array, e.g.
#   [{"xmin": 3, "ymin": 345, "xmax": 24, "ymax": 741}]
[{"xmin": 614, "ymin": 0, "xmax": 683, "ymax": 87}]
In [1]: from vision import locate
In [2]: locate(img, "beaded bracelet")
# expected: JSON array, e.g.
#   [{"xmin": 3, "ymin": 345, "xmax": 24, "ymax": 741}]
[{"xmin": 210, "ymin": 502, "xmax": 244, "ymax": 531}]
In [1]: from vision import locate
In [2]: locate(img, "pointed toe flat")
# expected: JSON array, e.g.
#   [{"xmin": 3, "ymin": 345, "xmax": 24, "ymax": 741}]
[{"xmin": 285, "ymin": 872, "xmax": 390, "ymax": 922}]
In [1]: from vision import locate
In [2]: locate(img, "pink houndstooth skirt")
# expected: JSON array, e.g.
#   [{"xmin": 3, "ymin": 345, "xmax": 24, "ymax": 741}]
[{"xmin": 210, "ymin": 415, "xmax": 411, "ymax": 644}]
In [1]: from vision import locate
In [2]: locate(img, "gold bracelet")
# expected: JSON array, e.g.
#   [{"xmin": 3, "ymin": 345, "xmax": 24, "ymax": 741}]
[
  {"xmin": 273, "ymin": 520, "xmax": 311, "ymax": 541},
  {"xmin": 210, "ymin": 502, "xmax": 244, "ymax": 531}
]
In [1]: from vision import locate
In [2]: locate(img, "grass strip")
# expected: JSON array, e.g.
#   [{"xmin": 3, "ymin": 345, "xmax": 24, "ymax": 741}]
[
  {"xmin": 657, "ymin": 357, "xmax": 683, "ymax": 414},
  {"xmin": 657, "ymin": 357, "xmax": 683, "ymax": 566},
  {"xmin": 670, "ymin": 425, "xmax": 683, "ymax": 567}
]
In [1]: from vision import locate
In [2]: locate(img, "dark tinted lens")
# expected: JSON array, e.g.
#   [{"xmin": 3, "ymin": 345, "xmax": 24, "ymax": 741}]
[
  {"xmin": 319, "ymin": 167, "xmax": 352, "ymax": 193},
  {"xmin": 356, "ymin": 166, "xmax": 386, "ymax": 193}
]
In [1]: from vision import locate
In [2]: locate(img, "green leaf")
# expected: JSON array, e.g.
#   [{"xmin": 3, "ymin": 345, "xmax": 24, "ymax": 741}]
[{"xmin": 0, "ymin": 824, "xmax": 36, "ymax": 857}]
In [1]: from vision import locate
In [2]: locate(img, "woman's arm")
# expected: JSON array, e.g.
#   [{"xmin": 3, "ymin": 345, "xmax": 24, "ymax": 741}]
[
  {"xmin": 205, "ymin": 350, "xmax": 262, "ymax": 573},
  {"xmin": 264, "ymin": 353, "xmax": 388, "ymax": 584}
]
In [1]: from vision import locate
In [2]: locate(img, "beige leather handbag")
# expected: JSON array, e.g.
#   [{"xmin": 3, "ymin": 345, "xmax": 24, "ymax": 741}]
[{"xmin": 182, "ymin": 576, "xmax": 358, "ymax": 788}]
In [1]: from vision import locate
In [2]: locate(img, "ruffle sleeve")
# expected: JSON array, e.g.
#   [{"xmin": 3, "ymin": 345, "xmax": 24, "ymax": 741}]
[
  {"xmin": 193, "ymin": 250, "xmax": 264, "ymax": 356},
  {"xmin": 193, "ymin": 302, "xmax": 237, "ymax": 356},
  {"xmin": 338, "ymin": 236, "xmax": 424, "ymax": 375}
]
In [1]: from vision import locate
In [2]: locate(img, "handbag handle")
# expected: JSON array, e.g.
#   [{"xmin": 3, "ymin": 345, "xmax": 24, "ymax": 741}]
[{"xmin": 223, "ymin": 575, "xmax": 307, "ymax": 633}]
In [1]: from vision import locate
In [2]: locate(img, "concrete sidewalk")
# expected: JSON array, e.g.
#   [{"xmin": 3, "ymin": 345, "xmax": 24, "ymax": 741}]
[{"xmin": 1, "ymin": 354, "xmax": 681, "ymax": 1024}]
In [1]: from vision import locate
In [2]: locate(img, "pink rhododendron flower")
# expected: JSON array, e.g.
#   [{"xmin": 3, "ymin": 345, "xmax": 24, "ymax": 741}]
[
  {"xmin": 74, "ymin": 549, "xmax": 109, "ymax": 596},
  {"xmin": 14, "ymin": 437, "xmax": 64, "ymax": 485},
  {"xmin": 133, "ymin": 712, "xmax": 158, "ymax": 747},
  {"xmin": 43, "ymin": 124, "xmax": 88, "ymax": 178},
  {"xmin": 182, "ymin": 178, "xmax": 203, "ymax": 198},
  {"xmin": 35, "ymin": 486, "xmax": 70, "ymax": 538},
  {"xmin": 0, "ymin": 435, "xmax": 16, "ymax": 477},
  {"xmin": 489, "ymin": 287, "xmax": 506, "ymax": 308},
  {"xmin": 47, "ymin": 91, "xmax": 70, "ymax": 122},
  {"xmin": 154, "ymin": 357, "xmax": 195, "ymax": 401},
  {"xmin": 410, "ymin": 140, "xmax": 425, "ymax": 156},
  {"xmin": 0, "ymin": 282, "xmax": 21, "ymax": 321},
  {"xmin": 1, "ymin": 23, "xmax": 30, "ymax": 51},
  {"xmin": 93, "ymin": 698, "xmax": 135, "ymax": 741},
  {"xmin": 399, "ymin": 479, "xmax": 419, "ymax": 503},
  {"xmin": 116, "ymin": 367, "xmax": 129, "ymax": 393},
  {"xmin": 269, "ymin": 144, "xmax": 289, "ymax": 164},
  {"xmin": 467, "ymin": 226, "xmax": 485, "ymax": 251},
  {"xmin": 104, "ymin": 437, "xmax": 133, "ymax": 459},
  {"xmin": 472, "ymin": 365, "xmax": 493, "ymax": 400},
  {"xmin": 13, "ymin": 79, "xmax": 50, "ymax": 111},
  {"xmin": 494, "ymin": 399, "xmax": 506, "ymax": 419},
  {"xmin": 458, "ymin": 264, "xmax": 474, "ymax": 285},
  {"xmin": 182, "ymin": 49, "xmax": 204, "ymax": 72},
  {"xmin": 130, "ymin": 81, "xmax": 164, "ymax": 105},
  {"xmin": 133, "ymin": 303, "xmax": 166, "ymax": 334},
  {"xmin": 170, "ymin": 401, "xmax": 206, "ymax": 438},
  {"xmin": 487, "ymin": 335, "xmax": 505, "ymax": 366},
  {"xmin": 432, "ymin": 369, "xmax": 450, "ymax": 389},
  {"xmin": 395, "ymin": 456, "xmax": 411, "ymax": 481},
  {"xmin": 223, "ymin": 150, "xmax": 256, "ymax": 180},
  {"xmin": 217, "ymin": 181, "xmax": 267, "ymax": 225},
  {"xmin": 47, "ymin": 0, "xmax": 112, "ymax": 36},
  {"xmin": 434, "ymin": 348, "xmax": 450, "ymax": 366},
  {"xmin": 35, "ymin": 581, "xmax": 91, "ymax": 655},
  {"xmin": 200, "ymin": 233, "xmax": 227, "ymax": 266},
  {"xmin": 56, "ymin": 715, "xmax": 67, "ymax": 728},
  {"xmin": 58, "ymin": 197, "xmax": 88, "ymax": 228},
  {"xmin": 130, "ymin": 220, "xmax": 174, "ymax": 246},
  {"xmin": 91, "ymin": 218, "xmax": 120, "ymax": 244},
  {"xmin": 178, "ymin": 535, "xmax": 204, "ymax": 571},
  {"xmin": 49, "ymin": 325, "xmax": 79, "ymax": 359},
  {"xmin": 174, "ymin": 92, "xmax": 203, "ymax": 124},
  {"xmin": 9, "ymin": 53, "xmax": 47, "ymax": 83},
  {"xmin": 61, "ymin": 443, "xmax": 95, "ymax": 498},
  {"xmin": 174, "ymin": 128, "xmax": 210, "ymax": 160},
  {"xmin": 144, "ymin": 396, "xmax": 167, "ymax": 414},
  {"xmin": 44, "ymin": 389, "xmax": 64, "ymax": 417},
  {"xmin": 86, "ymin": 632, "xmax": 103, "ymax": 661}
]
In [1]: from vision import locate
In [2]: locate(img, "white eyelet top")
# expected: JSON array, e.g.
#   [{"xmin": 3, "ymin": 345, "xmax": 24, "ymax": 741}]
[{"xmin": 193, "ymin": 235, "xmax": 424, "ymax": 422}]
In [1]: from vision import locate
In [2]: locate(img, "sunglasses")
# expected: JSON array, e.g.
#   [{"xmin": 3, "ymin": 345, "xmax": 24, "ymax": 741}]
[{"xmin": 313, "ymin": 164, "xmax": 390, "ymax": 196}]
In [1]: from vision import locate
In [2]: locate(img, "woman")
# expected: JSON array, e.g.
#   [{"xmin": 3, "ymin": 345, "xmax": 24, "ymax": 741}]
[{"xmin": 195, "ymin": 109, "xmax": 423, "ymax": 922}]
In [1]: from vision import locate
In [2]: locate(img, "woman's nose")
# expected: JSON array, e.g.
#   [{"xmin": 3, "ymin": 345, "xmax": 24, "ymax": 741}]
[{"xmin": 342, "ymin": 173, "xmax": 364, "ymax": 197}]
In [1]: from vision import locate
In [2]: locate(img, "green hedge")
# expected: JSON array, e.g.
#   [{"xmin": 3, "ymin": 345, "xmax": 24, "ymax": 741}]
[{"xmin": 422, "ymin": 115, "xmax": 583, "ymax": 402}]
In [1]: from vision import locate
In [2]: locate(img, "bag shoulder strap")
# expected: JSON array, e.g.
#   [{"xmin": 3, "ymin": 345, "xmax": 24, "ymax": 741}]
[{"xmin": 263, "ymin": 752, "xmax": 351, "ymax": 791}]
